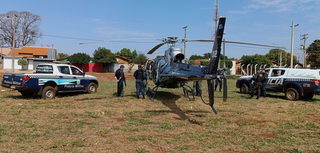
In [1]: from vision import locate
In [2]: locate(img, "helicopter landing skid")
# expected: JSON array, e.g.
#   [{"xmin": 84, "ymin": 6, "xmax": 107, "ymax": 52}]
[
  {"xmin": 182, "ymin": 84, "xmax": 195, "ymax": 101},
  {"xmin": 147, "ymin": 85, "xmax": 161, "ymax": 101}
]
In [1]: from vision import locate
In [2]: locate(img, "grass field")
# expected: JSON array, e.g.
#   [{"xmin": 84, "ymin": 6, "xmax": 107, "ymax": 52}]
[{"xmin": 0, "ymin": 72, "xmax": 320, "ymax": 152}]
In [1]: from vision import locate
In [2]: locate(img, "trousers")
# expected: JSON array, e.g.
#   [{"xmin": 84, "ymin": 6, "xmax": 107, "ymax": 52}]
[
  {"xmin": 215, "ymin": 79, "xmax": 222, "ymax": 91},
  {"xmin": 136, "ymin": 80, "xmax": 145, "ymax": 96},
  {"xmin": 117, "ymin": 80, "xmax": 124, "ymax": 97}
]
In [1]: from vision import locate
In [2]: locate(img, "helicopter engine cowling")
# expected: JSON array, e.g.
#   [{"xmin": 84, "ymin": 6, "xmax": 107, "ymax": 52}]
[{"xmin": 166, "ymin": 47, "xmax": 184, "ymax": 63}]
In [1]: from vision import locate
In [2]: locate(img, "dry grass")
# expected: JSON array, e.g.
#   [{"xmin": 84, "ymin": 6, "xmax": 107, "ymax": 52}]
[{"xmin": 0, "ymin": 72, "xmax": 320, "ymax": 152}]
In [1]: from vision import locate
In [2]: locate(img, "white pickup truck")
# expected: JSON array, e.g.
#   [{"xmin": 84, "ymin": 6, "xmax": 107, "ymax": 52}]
[
  {"xmin": 236, "ymin": 68, "xmax": 320, "ymax": 100},
  {"xmin": 1, "ymin": 63, "xmax": 99, "ymax": 99}
]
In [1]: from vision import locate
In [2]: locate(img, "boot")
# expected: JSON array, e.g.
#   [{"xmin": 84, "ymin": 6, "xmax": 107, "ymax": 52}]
[
  {"xmin": 137, "ymin": 95, "xmax": 139, "ymax": 99},
  {"xmin": 142, "ymin": 95, "xmax": 145, "ymax": 99}
]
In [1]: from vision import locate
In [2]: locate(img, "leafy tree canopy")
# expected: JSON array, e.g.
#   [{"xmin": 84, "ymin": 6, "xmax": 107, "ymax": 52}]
[
  {"xmin": 18, "ymin": 59, "xmax": 28, "ymax": 66},
  {"xmin": 133, "ymin": 53, "xmax": 148, "ymax": 65},
  {"xmin": 189, "ymin": 54, "xmax": 204, "ymax": 60},
  {"xmin": 68, "ymin": 53, "xmax": 91, "ymax": 65},
  {"xmin": 241, "ymin": 54, "xmax": 272, "ymax": 67},
  {"xmin": 306, "ymin": 39, "xmax": 320, "ymax": 67},
  {"xmin": 115, "ymin": 48, "xmax": 137, "ymax": 61},
  {"xmin": 92, "ymin": 47, "xmax": 116, "ymax": 64},
  {"xmin": 58, "ymin": 53, "xmax": 69, "ymax": 59},
  {"xmin": 265, "ymin": 49, "xmax": 297, "ymax": 66}
]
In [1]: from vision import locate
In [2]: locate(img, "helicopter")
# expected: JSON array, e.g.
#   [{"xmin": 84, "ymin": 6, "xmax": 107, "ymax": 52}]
[{"xmin": 143, "ymin": 17, "xmax": 227, "ymax": 114}]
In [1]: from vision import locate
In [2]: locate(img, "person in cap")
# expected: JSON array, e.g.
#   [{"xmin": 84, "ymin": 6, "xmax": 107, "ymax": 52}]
[
  {"xmin": 134, "ymin": 64, "xmax": 147, "ymax": 99},
  {"xmin": 261, "ymin": 69, "xmax": 268, "ymax": 98},
  {"xmin": 139, "ymin": 65, "xmax": 149, "ymax": 96},
  {"xmin": 250, "ymin": 70, "xmax": 266, "ymax": 99},
  {"xmin": 115, "ymin": 65, "xmax": 125, "ymax": 97}
]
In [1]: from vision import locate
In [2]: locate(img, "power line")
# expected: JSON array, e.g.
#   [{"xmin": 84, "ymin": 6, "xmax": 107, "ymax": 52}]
[{"xmin": 43, "ymin": 34, "xmax": 103, "ymax": 41}]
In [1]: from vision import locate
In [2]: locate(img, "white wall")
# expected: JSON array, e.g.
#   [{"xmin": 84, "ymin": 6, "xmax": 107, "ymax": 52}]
[
  {"xmin": 28, "ymin": 59, "xmax": 33, "ymax": 70},
  {"xmin": 230, "ymin": 61, "xmax": 237, "ymax": 75},
  {"xmin": 3, "ymin": 57, "xmax": 22, "ymax": 69}
]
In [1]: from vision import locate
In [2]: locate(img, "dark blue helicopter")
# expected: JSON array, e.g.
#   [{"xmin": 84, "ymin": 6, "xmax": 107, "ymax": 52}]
[{"xmin": 145, "ymin": 17, "xmax": 227, "ymax": 114}]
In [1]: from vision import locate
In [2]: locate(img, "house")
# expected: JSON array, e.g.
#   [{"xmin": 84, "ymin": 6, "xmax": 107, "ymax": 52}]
[
  {"xmin": 230, "ymin": 60, "xmax": 243, "ymax": 75},
  {"xmin": 3, "ymin": 46, "xmax": 57, "ymax": 70},
  {"xmin": 0, "ymin": 48, "xmax": 12, "ymax": 69},
  {"xmin": 58, "ymin": 55, "xmax": 135, "ymax": 72}
]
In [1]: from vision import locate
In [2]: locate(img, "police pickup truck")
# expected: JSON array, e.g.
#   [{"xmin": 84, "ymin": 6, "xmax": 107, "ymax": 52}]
[
  {"xmin": 236, "ymin": 68, "xmax": 320, "ymax": 101},
  {"xmin": 1, "ymin": 63, "xmax": 99, "ymax": 99}
]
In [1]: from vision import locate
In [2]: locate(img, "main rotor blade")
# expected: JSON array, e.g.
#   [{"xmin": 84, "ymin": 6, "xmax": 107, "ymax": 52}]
[
  {"xmin": 186, "ymin": 39, "xmax": 286, "ymax": 49},
  {"xmin": 147, "ymin": 42, "xmax": 166, "ymax": 54}
]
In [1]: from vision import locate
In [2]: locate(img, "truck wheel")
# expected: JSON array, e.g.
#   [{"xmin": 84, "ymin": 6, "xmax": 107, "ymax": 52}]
[
  {"xmin": 87, "ymin": 82, "xmax": 97, "ymax": 94},
  {"xmin": 20, "ymin": 91, "xmax": 34, "ymax": 97},
  {"xmin": 240, "ymin": 83, "xmax": 249, "ymax": 94},
  {"xmin": 302, "ymin": 93, "xmax": 314, "ymax": 100},
  {"xmin": 285, "ymin": 88, "xmax": 299, "ymax": 101},
  {"xmin": 42, "ymin": 86, "xmax": 56, "ymax": 99}
]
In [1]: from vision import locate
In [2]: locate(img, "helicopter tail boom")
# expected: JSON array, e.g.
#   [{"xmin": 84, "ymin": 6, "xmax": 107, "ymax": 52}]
[{"xmin": 208, "ymin": 17, "xmax": 226, "ymax": 74}]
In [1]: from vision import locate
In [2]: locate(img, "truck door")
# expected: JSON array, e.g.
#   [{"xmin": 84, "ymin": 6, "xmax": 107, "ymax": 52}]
[
  {"xmin": 57, "ymin": 66, "xmax": 85, "ymax": 91},
  {"xmin": 267, "ymin": 69, "xmax": 285, "ymax": 92},
  {"xmin": 70, "ymin": 66, "xmax": 86, "ymax": 90}
]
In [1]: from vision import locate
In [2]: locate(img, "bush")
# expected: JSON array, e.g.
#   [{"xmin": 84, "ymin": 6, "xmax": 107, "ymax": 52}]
[
  {"xmin": 18, "ymin": 59, "xmax": 28, "ymax": 66},
  {"xmin": 188, "ymin": 60, "xmax": 195, "ymax": 65}
]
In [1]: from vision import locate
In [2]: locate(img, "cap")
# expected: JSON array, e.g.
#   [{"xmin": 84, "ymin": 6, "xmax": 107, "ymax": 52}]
[
  {"xmin": 141, "ymin": 65, "xmax": 144, "ymax": 67},
  {"xmin": 120, "ymin": 65, "xmax": 125, "ymax": 68},
  {"xmin": 138, "ymin": 64, "xmax": 142, "ymax": 67}
]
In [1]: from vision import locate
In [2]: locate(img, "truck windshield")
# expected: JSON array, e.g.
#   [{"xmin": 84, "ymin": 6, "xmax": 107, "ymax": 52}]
[{"xmin": 36, "ymin": 65, "xmax": 53, "ymax": 73}]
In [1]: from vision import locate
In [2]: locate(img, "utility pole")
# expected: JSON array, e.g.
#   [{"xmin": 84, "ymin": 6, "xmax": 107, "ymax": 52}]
[
  {"xmin": 223, "ymin": 38, "xmax": 226, "ymax": 68},
  {"xmin": 182, "ymin": 26, "xmax": 187, "ymax": 59},
  {"xmin": 290, "ymin": 21, "xmax": 299, "ymax": 68},
  {"xmin": 300, "ymin": 34, "xmax": 308, "ymax": 67}
]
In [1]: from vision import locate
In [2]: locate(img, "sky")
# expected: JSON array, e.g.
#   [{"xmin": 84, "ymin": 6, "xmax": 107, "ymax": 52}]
[{"xmin": 1, "ymin": 0, "xmax": 320, "ymax": 62}]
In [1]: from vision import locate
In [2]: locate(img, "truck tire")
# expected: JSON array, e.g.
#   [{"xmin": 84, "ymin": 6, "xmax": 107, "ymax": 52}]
[
  {"xmin": 240, "ymin": 83, "xmax": 249, "ymax": 94},
  {"xmin": 20, "ymin": 91, "xmax": 34, "ymax": 97},
  {"xmin": 87, "ymin": 82, "xmax": 97, "ymax": 94},
  {"xmin": 42, "ymin": 86, "xmax": 56, "ymax": 99},
  {"xmin": 285, "ymin": 88, "xmax": 299, "ymax": 101}
]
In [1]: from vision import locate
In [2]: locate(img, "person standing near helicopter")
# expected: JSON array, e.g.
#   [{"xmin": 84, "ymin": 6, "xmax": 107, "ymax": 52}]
[{"xmin": 134, "ymin": 64, "xmax": 147, "ymax": 99}]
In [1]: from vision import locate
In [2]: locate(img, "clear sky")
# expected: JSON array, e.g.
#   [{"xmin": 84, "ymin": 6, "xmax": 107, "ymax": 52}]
[{"xmin": 1, "ymin": 0, "xmax": 320, "ymax": 62}]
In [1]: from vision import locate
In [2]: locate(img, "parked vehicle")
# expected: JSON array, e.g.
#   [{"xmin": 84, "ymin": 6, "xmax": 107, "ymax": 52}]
[
  {"xmin": 1, "ymin": 63, "xmax": 99, "ymax": 99},
  {"xmin": 236, "ymin": 68, "xmax": 320, "ymax": 100}
]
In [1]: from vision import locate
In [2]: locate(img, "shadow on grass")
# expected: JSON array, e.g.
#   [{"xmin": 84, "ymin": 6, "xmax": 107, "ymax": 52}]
[
  {"xmin": 153, "ymin": 91, "xmax": 209, "ymax": 124},
  {"xmin": 4, "ymin": 92, "xmax": 85, "ymax": 100}
]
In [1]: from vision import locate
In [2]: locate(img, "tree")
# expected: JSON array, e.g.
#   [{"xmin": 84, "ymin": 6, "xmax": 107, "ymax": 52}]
[
  {"xmin": 18, "ymin": 59, "xmax": 28, "ymax": 69},
  {"xmin": 0, "ymin": 11, "xmax": 42, "ymax": 48},
  {"xmin": 115, "ymin": 48, "xmax": 138, "ymax": 61},
  {"xmin": 92, "ymin": 47, "xmax": 116, "ymax": 72},
  {"xmin": 68, "ymin": 53, "xmax": 90, "ymax": 70},
  {"xmin": 189, "ymin": 54, "xmax": 204, "ymax": 60},
  {"xmin": 241, "ymin": 54, "xmax": 273, "ymax": 67},
  {"xmin": 133, "ymin": 53, "xmax": 148, "ymax": 65},
  {"xmin": 265, "ymin": 49, "xmax": 298, "ymax": 66},
  {"xmin": 58, "ymin": 53, "xmax": 69, "ymax": 59},
  {"xmin": 306, "ymin": 39, "xmax": 320, "ymax": 67},
  {"xmin": 200, "ymin": 52, "xmax": 233, "ymax": 68}
]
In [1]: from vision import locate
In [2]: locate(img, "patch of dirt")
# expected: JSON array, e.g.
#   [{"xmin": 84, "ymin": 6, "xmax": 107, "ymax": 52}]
[
  {"xmin": 111, "ymin": 117, "xmax": 125, "ymax": 122},
  {"xmin": 304, "ymin": 113, "xmax": 319, "ymax": 122},
  {"xmin": 234, "ymin": 119, "xmax": 268, "ymax": 124},
  {"xmin": 257, "ymin": 134, "xmax": 277, "ymax": 139}
]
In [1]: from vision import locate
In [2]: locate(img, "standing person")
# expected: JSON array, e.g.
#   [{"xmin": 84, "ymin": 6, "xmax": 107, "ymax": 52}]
[
  {"xmin": 193, "ymin": 80, "xmax": 202, "ymax": 96},
  {"xmin": 250, "ymin": 71, "xmax": 265, "ymax": 99},
  {"xmin": 261, "ymin": 69, "xmax": 268, "ymax": 98},
  {"xmin": 193, "ymin": 65, "xmax": 202, "ymax": 96},
  {"xmin": 134, "ymin": 64, "xmax": 147, "ymax": 99},
  {"xmin": 142, "ymin": 65, "xmax": 149, "ymax": 95},
  {"xmin": 115, "ymin": 65, "xmax": 125, "ymax": 97},
  {"xmin": 215, "ymin": 69, "xmax": 223, "ymax": 92}
]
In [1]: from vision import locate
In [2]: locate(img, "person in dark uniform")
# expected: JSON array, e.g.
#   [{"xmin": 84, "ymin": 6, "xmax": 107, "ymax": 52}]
[
  {"xmin": 250, "ymin": 71, "xmax": 266, "ymax": 99},
  {"xmin": 193, "ymin": 80, "xmax": 202, "ymax": 97},
  {"xmin": 193, "ymin": 65, "xmax": 202, "ymax": 96},
  {"xmin": 115, "ymin": 65, "xmax": 125, "ymax": 97},
  {"xmin": 261, "ymin": 69, "xmax": 268, "ymax": 98},
  {"xmin": 134, "ymin": 64, "xmax": 147, "ymax": 99},
  {"xmin": 215, "ymin": 69, "xmax": 223, "ymax": 92}
]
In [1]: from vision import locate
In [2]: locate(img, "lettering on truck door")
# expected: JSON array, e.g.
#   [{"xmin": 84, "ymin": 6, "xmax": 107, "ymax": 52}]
[
  {"xmin": 57, "ymin": 66, "xmax": 85, "ymax": 90},
  {"xmin": 267, "ymin": 69, "xmax": 285, "ymax": 92}
]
